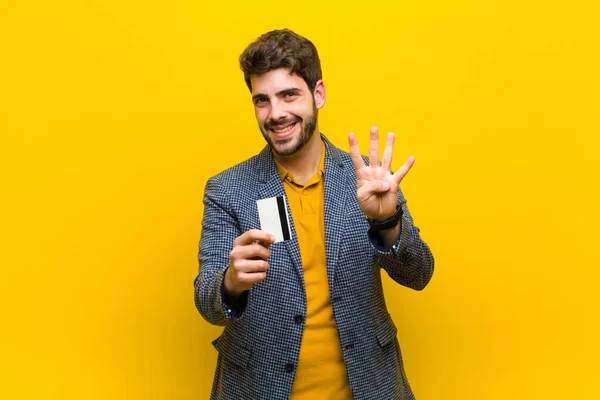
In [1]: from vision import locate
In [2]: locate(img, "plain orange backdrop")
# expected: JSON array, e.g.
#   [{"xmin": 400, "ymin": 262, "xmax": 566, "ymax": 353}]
[{"xmin": 1, "ymin": 0, "xmax": 599, "ymax": 398}]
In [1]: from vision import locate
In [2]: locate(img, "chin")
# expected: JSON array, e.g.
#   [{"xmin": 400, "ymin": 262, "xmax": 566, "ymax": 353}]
[{"xmin": 272, "ymin": 138, "xmax": 301, "ymax": 156}]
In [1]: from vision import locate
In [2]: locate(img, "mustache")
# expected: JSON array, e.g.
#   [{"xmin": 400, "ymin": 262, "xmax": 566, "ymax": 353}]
[{"xmin": 264, "ymin": 117, "xmax": 301, "ymax": 130}]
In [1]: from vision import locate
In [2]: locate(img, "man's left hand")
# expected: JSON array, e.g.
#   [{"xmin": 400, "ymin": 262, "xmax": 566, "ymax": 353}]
[{"xmin": 348, "ymin": 126, "xmax": 415, "ymax": 220}]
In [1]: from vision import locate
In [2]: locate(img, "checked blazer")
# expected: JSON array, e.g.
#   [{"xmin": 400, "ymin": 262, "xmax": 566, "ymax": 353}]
[{"xmin": 194, "ymin": 135, "xmax": 434, "ymax": 400}]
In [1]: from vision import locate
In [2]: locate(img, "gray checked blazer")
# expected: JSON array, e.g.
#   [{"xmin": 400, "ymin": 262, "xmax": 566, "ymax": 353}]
[{"xmin": 194, "ymin": 135, "xmax": 434, "ymax": 400}]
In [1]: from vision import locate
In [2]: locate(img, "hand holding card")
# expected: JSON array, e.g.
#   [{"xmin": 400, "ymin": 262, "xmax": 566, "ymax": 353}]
[
  {"xmin": 223, "ymin": 196, "xmax": 292, "ymax": 300},
  {"xmin": 223, "ymin": 229, "xmax": 275, "ymax": 299}
]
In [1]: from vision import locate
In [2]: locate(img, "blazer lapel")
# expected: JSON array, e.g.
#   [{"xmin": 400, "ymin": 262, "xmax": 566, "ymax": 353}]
[
  {"xmin": 322, "ymin": 137, "xmax": 352, "ymax": 292},
  {"xmin": 256, "ymin": 146, "xmax": 305, "ymax": 285}
]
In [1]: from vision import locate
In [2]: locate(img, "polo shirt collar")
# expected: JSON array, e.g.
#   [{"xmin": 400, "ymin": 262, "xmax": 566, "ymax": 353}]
[{"xmin": 274, "ymin": 139, "xmax": 325, "ymax": 185}]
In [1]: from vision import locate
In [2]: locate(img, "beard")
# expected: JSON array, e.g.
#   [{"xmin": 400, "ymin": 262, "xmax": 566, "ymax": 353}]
[{"xmin": 260, "ymin": 103, "xmax": 318, "ymax": 157}]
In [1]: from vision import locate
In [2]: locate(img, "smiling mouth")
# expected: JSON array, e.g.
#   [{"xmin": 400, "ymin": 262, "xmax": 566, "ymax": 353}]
[
  {"xmin": 270, "ymin": 122, "xmax": 297, "ymax": 135},
  {"xmin": 269, "ymin": 121, "xmax": 298, "ymax": 137}
]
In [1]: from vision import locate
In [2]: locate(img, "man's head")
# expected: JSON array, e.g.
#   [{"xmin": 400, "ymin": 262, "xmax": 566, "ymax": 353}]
[{"xmin": 239, "ymin": 29, "xmax": 325, "ymax": 157}]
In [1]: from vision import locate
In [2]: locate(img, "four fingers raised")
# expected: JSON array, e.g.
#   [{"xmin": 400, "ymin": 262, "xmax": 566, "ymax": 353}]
[{"xmin": 348, "ymin": 127, "xmax": 414, "ymax": 177}]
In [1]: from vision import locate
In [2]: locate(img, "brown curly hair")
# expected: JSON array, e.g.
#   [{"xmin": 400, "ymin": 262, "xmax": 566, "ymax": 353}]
[{"xmin": 239, "ymin": 29, "xmax": 322, "ymax": 93}]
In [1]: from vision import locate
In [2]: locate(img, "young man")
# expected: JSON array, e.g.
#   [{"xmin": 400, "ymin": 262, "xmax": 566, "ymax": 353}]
[{"xmin": 194, "ymin": 29, "xmax": 434, "ymax": 400}]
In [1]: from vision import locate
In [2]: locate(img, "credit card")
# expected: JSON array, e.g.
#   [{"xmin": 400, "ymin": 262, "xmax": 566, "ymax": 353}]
[{"xmin": 256, "ymin": 196, "xmax": 292, "ymax": 242}]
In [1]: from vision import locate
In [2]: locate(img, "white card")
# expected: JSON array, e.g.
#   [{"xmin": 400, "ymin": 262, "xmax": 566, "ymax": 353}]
[{"xmin": 256, "ymin": 196, "xmax": 292, "ymax": 242}]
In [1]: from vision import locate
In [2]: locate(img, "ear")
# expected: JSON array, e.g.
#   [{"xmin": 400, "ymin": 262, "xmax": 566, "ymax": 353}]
[{"xmin": 313, "ymin": 80, "xmax": 326, "ymax": 110}]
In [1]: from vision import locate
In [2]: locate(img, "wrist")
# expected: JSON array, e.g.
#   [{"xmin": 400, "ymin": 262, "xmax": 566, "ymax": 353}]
[
  {"xmin": 223, "ymin": 267, "xmax": 243, "ymax": 300},
  {"xmin": 366, "ymin": 201, "xmax": 403, "ymax": 231},
  {"xmin": 379, "ymin": 223, "xmax": 401, "ymax": 249}
]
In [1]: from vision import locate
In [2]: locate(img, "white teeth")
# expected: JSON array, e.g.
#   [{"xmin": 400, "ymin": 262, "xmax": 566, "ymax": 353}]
[{"xmin": 272, "ymin": 123, "xmax": 295, "ymax": 133}]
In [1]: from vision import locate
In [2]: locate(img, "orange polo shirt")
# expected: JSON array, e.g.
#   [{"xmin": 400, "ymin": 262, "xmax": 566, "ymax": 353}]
[{"xmin": 274, "ymin": 142, "xmax": 352, "ymax": 399}]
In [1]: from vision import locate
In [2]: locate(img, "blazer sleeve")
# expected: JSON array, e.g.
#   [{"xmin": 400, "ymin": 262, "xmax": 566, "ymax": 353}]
[
  {"xmin": 193, "ymin": 176, "xmax": 247, "ymax": 326},
  {"xmin": 368, "ymin": 187, "xmax": 435, "ymax": 291}
]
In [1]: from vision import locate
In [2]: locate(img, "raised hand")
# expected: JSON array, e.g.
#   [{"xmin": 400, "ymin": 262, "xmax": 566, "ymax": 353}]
[{"xmin": 348, "ymin": 126, "xmax": 415, "ymax": 220}]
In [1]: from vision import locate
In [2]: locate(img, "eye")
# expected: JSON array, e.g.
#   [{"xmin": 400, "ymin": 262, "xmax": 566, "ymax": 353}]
[
  {"xmin": 254, "ymin": 97, "xmax": 268, "ymax": 106},
  {"xmin": 284, "ymin": 91, "xmax": 298, "ymax": 100}
]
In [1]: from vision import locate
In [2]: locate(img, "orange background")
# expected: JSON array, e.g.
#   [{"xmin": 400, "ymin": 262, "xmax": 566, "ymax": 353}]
[{"xmin": 1, "ymin": 0, "xmax": 599, "ymax": 398}]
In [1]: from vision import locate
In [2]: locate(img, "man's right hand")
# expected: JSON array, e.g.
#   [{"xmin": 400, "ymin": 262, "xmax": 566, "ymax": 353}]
[{"xmin": 223, "ymin": 229, "xmax": 276, "ymax": 299}]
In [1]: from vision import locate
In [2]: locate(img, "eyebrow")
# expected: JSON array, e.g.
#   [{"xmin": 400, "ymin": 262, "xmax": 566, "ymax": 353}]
[{"xmin": 252, "ymin": 87, "xmax": 303, "ymax": 102}]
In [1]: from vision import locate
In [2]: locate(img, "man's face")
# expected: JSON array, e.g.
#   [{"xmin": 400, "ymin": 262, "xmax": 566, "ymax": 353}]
[{"xmin": 250, "ymin": 68, "xmax": 322, "ymax": 156}]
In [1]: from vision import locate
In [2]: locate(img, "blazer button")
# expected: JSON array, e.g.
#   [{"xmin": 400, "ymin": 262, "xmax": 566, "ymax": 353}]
[
  {"xmin": 285, "ymin": 363, "xmax": 295, "ymax": 373},
  {"xmin": 294, "ymin": 315, "xmax": 304, "ymax": 324}
]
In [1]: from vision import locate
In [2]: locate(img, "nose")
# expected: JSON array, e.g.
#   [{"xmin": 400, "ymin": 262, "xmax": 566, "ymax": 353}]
[{"xmin": 269, "ymin": 99, "xmax": 288, "ymax": 121}]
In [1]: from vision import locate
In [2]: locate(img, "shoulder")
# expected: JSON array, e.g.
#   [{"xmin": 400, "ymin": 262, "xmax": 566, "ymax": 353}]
[
  {"xmin": 203, "ymin": 145, "xmax": 275, "ymax": 202},
  {"xmin": 202, "ymin": 154, "xmax": 265, "ymax": 212},
  {"xmin": 208, "ymin": 153, "xmax": 262, "ymax": 186}
]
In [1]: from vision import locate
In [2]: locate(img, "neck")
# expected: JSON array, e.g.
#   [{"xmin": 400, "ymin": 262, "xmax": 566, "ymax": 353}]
[{"xmin": 273, "ymin": 130, "xmax": 323, "ymax": 184}]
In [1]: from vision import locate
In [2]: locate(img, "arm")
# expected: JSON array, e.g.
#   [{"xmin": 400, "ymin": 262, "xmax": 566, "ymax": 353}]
[
  {"xmin": 369, "ymin": 188, "xmax": 434, "ymax": 291},
  {"xmin": 194, "ymin": 177, "xmax": 241, "ymax": 326},
  {"xmin": 194, "ymin": 177, "xmax": 275, "ymax": 326},
  {"xmin": 348, "ymin": 126, "xmax": 434, "ymax": 291}
]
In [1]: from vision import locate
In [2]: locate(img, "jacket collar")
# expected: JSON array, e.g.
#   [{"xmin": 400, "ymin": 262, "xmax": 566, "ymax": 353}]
[{"xmin": 256, "ymin": 134, "xmax": 344, "ymax": 183}]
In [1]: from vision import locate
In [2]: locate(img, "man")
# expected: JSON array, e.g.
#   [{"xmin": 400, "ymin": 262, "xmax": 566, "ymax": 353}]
[{"xmin": 194, "ymin": 29, "xmax": 434, "ymax": 400}]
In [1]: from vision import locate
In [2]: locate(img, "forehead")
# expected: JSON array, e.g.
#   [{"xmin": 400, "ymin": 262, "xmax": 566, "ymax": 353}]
[{"xmin": 250, "ymin": 68, "xmax": 309, "ymax": 96}]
